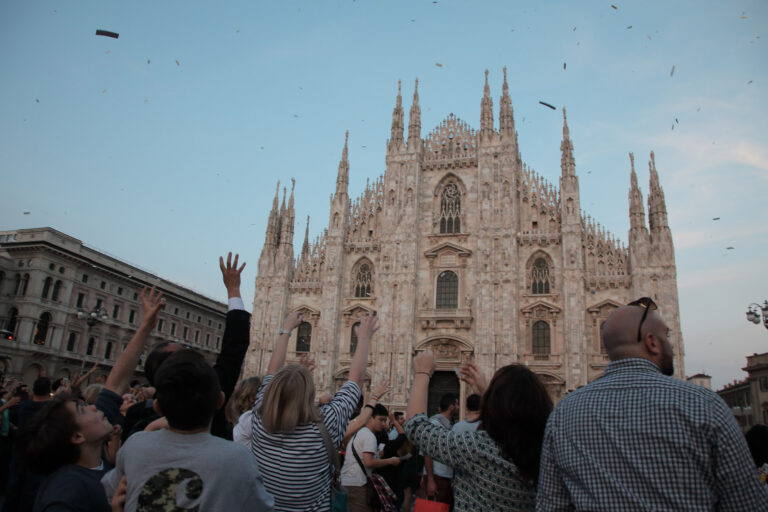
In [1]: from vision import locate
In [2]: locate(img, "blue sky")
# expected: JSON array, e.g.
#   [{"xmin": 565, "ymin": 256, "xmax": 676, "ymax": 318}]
[{"xmin": 1, "ymin": 1, "xmax": 765, "ymax": 389}]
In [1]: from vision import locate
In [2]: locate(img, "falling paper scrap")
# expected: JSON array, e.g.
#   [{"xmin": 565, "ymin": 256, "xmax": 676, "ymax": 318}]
[
  {"xmin": 712, "ymin": 217, "xmax": 720, "ymax": 221},
  {"xmin": 436, "ymin": 63, "xmax": 443, "ymax": 67},
  {"xmin": 147, "ymin": 59, "xmax": 150, "ymax": 64},
  {"xmin": 175, "ymin": 60, "xmax": 180, "ymax": 66},
  {"xmin": 627, "ymin": 25, "xmax": 632, "ymax": 29},
  {"xmin": 539, "ymin": 101, "xmax": 556, "ymax": 110},
  {"xmin": 670, "ymin": 65, "xmax": 675, "ymax": 77},
  {"xmin": 675, "ymin": 118, "xmax": 679, "ymax": 124},
  {"xmin": 23, "ymin": 212, "xmax": 30, "ymax": 215},
  {"xmin": 95, "ymin": 29, "xmax": 119, "ymax": 39},
  {"xmin": 563, "ymin": 62, "xmax": 566, "ymax": 70},
  {"xmin": 35, "ymin": 99, "xmax": 39, "ymax": 103},
  {"xmin": 726, "ymin": 246, "xmax": 734, "ymax": 250},
  {"xmin": 748, "ymin": 80, "xmax": 753, "ymax": 84},
  {"xmin": 611, "ymin": 4, "xmax": 617, "ymax": 9}
]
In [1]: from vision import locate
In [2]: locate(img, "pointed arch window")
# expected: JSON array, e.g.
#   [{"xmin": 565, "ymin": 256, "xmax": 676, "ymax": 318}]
[
  {"xmin": 354, "ymin": 263, "xmax": 373, "ymax": 298},
  {"xmin": 35, "ymin": 312, "xmax": 52, "ymax": 345},
  {"xmin": 531, "ymin": 258, "xmax": 551, "ymax": 294},
  {"xmin": 440, "ymin": 182, "xmax": 461, "ymax": 234},
  {"xmin": 436, "ymin": 271, "xmax": 459, "ymax": 309},
  {"xmin": 532, "ymin": 321, "xmax": 551, "ymax": 355},
  {"xmin": 350, "ymin": 321, "xmax": 360, "ymax": 355},
  {"xmin": 41, "ymin": 277, "xmax": 52, "ymax": 299},
  {"xmin": 296, "ymin": 322, "xmax": 311, "ymax": 352}
]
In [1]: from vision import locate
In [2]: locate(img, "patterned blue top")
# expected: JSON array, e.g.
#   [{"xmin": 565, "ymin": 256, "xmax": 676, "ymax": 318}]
[
  {"xmin": 536, "ymin": 358, "xmax": 768, "ymax": 511},
  {"xmin": 406, "ymin": 413, "xmax": 536, "ymax": 511}
]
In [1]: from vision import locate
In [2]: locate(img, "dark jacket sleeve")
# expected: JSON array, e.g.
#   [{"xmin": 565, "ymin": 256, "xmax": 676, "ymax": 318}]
[{"xmin": 210, "ymin": 308, "xmax": 251, "ymax": 439}]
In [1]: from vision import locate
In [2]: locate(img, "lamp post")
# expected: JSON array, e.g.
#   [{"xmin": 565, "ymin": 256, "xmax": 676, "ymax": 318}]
[
  {"xmin": 745, "ymin": 301, "xmax": 768, "ymax": 331},
  {"xmin": 76, "ymin": 304, "xmax": 109, "ymax": 372}
]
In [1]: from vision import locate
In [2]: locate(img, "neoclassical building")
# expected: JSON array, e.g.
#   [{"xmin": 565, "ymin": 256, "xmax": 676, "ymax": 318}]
[{"xmin": 244, "ymin": 69, "xmax": 684, "ymax": 413}]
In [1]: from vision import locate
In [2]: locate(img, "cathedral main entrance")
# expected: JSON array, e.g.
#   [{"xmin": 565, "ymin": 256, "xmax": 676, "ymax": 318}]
[{"xmin": 427, "ymin": 371, "xmax": 460, "ymax": 417}]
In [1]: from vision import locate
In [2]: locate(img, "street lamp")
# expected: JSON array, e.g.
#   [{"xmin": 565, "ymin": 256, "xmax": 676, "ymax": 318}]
[
  {"xmin": 76, "ymin": 304, "xmax": 109, "ymax": 372},
  {"xmin": 745, "ymin": 301, "xmax": 768, "ymax": 330}
]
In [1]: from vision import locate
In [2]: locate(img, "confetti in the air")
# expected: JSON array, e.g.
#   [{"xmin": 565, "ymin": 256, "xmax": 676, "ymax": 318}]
[
  {"xmin": 712, "ymin": 217, "xmax": 720, "ymax": 221},
  {"xmin": 175, "ymin": 60, "xmax": 180, "ymax": 66},
  {"xmin": 23, "ymin": 211, "xmax": 30, "ymax": 215},
  {"xmin": 563, "ymin": 62, "xmax": 566, "ymax": 70},
  {"xmin": 147, "ymin": 59, "xmax": 150, "ymax": 64},
  {"xmin": 670, "ymin": 65, "xmax": 675, "ymax": 77},
  {"xmin": 436, "ymin": 63, "xmax": 443, "ymax": 67},
  {"xmin": 95, "ymin": 29, "xmax": 119, "ymax": 39},
  {"xmin": 627, "ymin": 25, "xmax": 632, "ymax": 29},
  {"xmin": 726, "ymin": 246, "xmax": 735, "ymax": 250},
  {"xmin": 539, "ymin": 101, "xmax": 556, "ymax": 110},
  {"xmin": 35, "ymin": 99, "xmax": 39, "ymax": 103},
  {"xmin": 748, "ymin": 80, "xmax": 753, "ymax": 84},
  {"xmin": 611, "ymin": 5, "xmax": 618, "ymax": 10}
]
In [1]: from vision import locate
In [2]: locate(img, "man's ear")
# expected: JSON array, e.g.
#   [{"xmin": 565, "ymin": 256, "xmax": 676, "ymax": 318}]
[
  {"xmin": 642, "ymin": 331, "xmax": 662, "ymax": 357},
  {"xmin": 70, "ymin": 431, "xmax": 85, "ymax": 446},
  {"xmin": 215, "ymin": 391, "xmax": 225, "ymax": 410},
  {"xmin": 152, "ymin": 399, "xmax": 163, "ymax": 416}
]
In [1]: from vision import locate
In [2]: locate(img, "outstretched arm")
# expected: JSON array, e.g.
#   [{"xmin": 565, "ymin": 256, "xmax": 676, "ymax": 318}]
[
  {"xmin": 348, "ymin": 314, "xmax": 379, "ymax": 387},
  {"xmin": 266, "ymin": 311, "xmax": 303, "ymax": 376},
  {"xmin": 105, "ymin": 287, "xmax": 165, "ymax": 395}
]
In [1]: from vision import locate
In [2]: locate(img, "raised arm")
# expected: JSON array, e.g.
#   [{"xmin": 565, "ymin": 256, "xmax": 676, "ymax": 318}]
[
  {"xmin": 459, "ymin": 363, "xmax": 488, "ymax": 395},
  {"xmin": 104, "ymin": 287, "xmax": 165, "ymax": 395},
  {"xmin": 348, "ymin": 314, "xmax": 379, "ymax": 387},
  {"xmin": 406, "ymin": 350, "xmax": 434, "ymax": 419},
  {"xmin": 266, "ymin": 311, "xmax": 303, "ymax": 376},
  {"xmin": 341, "ymin": 381, "xmax": 390, "ymax": 447},
  {"xmin": 72, "ymin": 363, "xmax": 99, "ymax": 390}
]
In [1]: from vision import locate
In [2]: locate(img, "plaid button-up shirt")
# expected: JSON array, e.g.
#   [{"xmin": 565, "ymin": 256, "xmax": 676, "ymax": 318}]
[{"xmin": 536, "ymin": 358, "xmax": 768, "ymax": 511}]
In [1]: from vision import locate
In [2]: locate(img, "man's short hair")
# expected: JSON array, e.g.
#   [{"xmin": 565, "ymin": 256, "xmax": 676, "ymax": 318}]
[
  {"xmin": 372, "ymin": 404, "xmax": 388, "ymax": 417},
  {"xmin": 19, "ymin": 396, "xmax": 79, "ymax": 474},
  {"xmin": 466, "ymin": 393, "xmax": 481, "ymax": 412},
  {"xmin": 439, "ymin": 393, "xmax": 458, "ymax": 412},
  {"xmin": 393, "ymin": 411, "xmax": 404, "ymax": 420},
  {"xmin": 155, "ymin": 350, "xmax": 221, "ymax": 430},
  {"xmin": 130, "ymin": 379, "xmax": 141, "ymax": 388},
  {"xmin": 144, "ymin": 342, "xmax": 179, "ymax": 385},
  {"xmin": 32, "ymin": 376, "xmax": 52, "ymax": 397}
]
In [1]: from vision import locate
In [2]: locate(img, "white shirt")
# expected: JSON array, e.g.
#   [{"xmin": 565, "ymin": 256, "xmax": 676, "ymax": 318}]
[
  {"xmin": 340, "ymin": 427, "xmax": 377, "ymax": 487},
  {"xmin": 232, "ymin": 410, "xmax": 252, "ymax": 447}
]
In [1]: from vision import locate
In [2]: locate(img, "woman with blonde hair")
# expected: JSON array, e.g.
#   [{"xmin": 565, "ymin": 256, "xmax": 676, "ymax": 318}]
[
  {"xmin": 251, "ymin": 311, "xmax": 380, "ymax": 511},
  {"xmin": 227, "ymin": 376, "xmax": 261, "ymax": 446}
]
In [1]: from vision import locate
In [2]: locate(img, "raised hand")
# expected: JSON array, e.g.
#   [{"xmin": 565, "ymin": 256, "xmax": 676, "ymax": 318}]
[
  {"xmin": 371, "ymin": 380, "xmax": 391, "ymax": 400},
  {"xmin": 459, "ymin": 362, "xmax": 488, "ymax": 395},
  {"xmin": 413, "ymin": 350, "xmax": 436, "ymax": 377},
  {"xmin": 140, "ymin": 286, "xmax": 165, "ymax": 328},
  {"xmin": 282, "ymin": 311, "xmax": 304, "ymax": 333},
  {"xmin": 219, "ymin": 252, "xmax": 246, "ymax": 298},
  {"xmin": 354, "ymin": 314, "xmax": 380, "ymax": 343}
]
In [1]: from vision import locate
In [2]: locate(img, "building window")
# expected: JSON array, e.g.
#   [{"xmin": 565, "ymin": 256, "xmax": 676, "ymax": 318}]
[
  {"xmin": 100, "ymin": 281, "xmax": 106, "ymax": 290},
  {"xmin": 86, "ymin": 337, "xmax": 95, "ymax": 356},
  {"xmin": 14, "ymin": 274, "xmax": 21, "ymax": 295},
  {"xmin": 117, "ymin": 287, "xmax": 123, "ymax": 295},
  {"xmin": 157, "ymin": 318, "xmax": 164, "ymax": 332},
  {"xmin": 41, "ymin": 277, "xmax": 52, "ymax": 299},
  {"xmin": 354, "ymin": 263, "xmax": 373, "ymax": 298},
  {"xmin": 6, "ymin": 308, "xmax": 19, "ymax": 334},
  {"xmin": 129, "ymin": 309, "xmax": 136, "ymax": 324},
  {"xmin": 760, "ymin": 377, "xmax": 768, "ymax": 392},
  {"xmin": 296, "ymin": 322, "xmax": 312, "ymax": 352},
  {"xmin": 216, "ymin": 336, "xmax": 220, "ymax": 349},
  {"xmin": 174, "ymin": 307, "xmax": 179, "ymax": 315},
  {"xmin": 197, "ymin": 315, "xmax": 201, "ymax": 323},
  {"xmin": 51, "ymin": 280, "xmax": 62, "ymax": 301},
  {"xmin": 96, "ymin": 299, "xmax": 103, "ymax": 310},
  {"xmin": 208, "ymin": 319, "xmax": 212, "ymax": 327},
  {"xmin": 531, "ymin": 258, "xmax": 551, "ymax": 294},
  {"xmin": 82, "ymin": 274, "xmax": 88, "ymax": 283},
  {"xmin": 183, "ymin": 327, "xmax": 188, "ymax": 340},
  {"xmin": 76, "ymin": 293, "xmax": 85, "ymax": 308},
  {"xmin": 350, "ymin": 322, "xmax": 360, "ymax": 355},
  {"xmin": 21, "ymin": 274, "xmax": 29, "ymax": 295},
  {"xmin": 34, "ymin": 312, "xmax": 52, "ymax": 345},
  {"xmin": 133, "ymin": 292, "xmax": 138, "ymax": 300},
  {"xmin": 439, "ymin": 182, "xmax": 461, "ymax": 234},
  {"xmin": 186, "ymin": 312, "xmax": 190, "ymax": 320},
  {"xmin": 218, "ymin": 323, "xmax": 222, "ymax": 330},
  {"xmin": 205, "ymin": 333, "xmax": 210, "ymax": 346},
  {"xmin": 170, "ymin": 323, "xmax": 176, "ymax": 336},
  {"xmin": 66, "ymin": 332, "xmax": 77, "ymax": 352},
  {"xmin": 436, "ymin": 271, "xmax": 459, "ymax": 309},
  {"xmin": 112, "ymin": 305, "xmax": 120, "ymax": 319},
  {"xmin": 104, "ymin": 342, "xmax": 113, "ymax": 360},
  {"xmin": 194, "ymin": 330, "xmax": 199, "ymax": 343},
  {"xmin": 600, "ymin": 320, "xmax": 608, "ymax": 354},
  {"xmin": 532, "ymin": 321, "xmax": 551, "ymax": 355}
]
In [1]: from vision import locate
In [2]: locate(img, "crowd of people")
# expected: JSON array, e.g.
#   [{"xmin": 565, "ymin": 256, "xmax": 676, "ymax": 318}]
[{"xmin": 0, "ymin": 252, "xmax": 766, "ymax": 511}]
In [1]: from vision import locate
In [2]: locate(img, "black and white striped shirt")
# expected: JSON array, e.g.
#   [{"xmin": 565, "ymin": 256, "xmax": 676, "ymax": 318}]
[{"xmin": 251, "ymin": 374, "xmax": 360, "ymax": 512}]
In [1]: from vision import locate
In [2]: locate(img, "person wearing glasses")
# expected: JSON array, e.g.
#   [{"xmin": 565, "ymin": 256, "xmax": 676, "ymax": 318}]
[{"xmin": 536, "ymin": 298, "xmax": 768, "ymax": 511}]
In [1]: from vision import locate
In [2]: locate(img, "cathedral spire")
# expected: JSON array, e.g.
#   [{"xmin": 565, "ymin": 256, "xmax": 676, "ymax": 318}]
[
  {"xmin": 408, "ymin": 78, "xmax": 421, "ymax": 147},
  {"xmin": 480, "ymin": 70, "xmax": 494, "ymax": 137},
  {"xmin": 560, "ymin": 108, "xmax": 575, "ymax": 177},
  {"xmin": 389, "ymin": 80, "xmax": 404, "ymax": 150},
  {"xmin": 628, "ymin": 153, "xmax": 647, "ymax": 231},
  {"xmin": 499, "ymin": 66, "xmax": 515, "ymax": 139},
  {"xmin": 300, "ymin": 215, "xmax": 310, "ymax": 263},
  {"xmin": 265, "ymin": 180, "xmax": 280, "ymax": 247},
  {"xmin": 647, "ymin": 151, "xmax": 669, "ymax": 231},
  {"xmin": 336, "ymin": 131, "xmax": 349, "ymax": 194}
]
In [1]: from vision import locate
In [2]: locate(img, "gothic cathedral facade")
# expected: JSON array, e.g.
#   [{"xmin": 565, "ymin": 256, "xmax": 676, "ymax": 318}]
[{"xmin": 243, "ymin": 69, "xmax": 684, "ymax": 410}]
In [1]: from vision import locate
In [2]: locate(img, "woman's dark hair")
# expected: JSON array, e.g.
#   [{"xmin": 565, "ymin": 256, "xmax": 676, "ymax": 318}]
[
  {"xmin": 478, "ymin": 364, "xmax": 553, "ymax": 482},
  {"xmin": 745, "ymin": 424, "xmax": 768, "ymax": 467},
  {"xmin": 19, "ymin": 395, "xmax": 80, "ymax": 474}
]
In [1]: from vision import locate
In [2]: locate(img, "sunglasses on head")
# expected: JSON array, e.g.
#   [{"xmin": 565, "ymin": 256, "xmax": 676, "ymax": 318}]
[{"xmin": 627, "ymin": 297, "xmax": 657, "ymax": 342}]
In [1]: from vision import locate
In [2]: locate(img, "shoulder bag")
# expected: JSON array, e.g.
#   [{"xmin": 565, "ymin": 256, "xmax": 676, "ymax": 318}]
[{"xmin": 317, "ymin": 420, "xmax": 349, "ymax": 512}]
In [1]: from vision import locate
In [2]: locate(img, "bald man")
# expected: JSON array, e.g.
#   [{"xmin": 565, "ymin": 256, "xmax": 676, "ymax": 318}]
[{"xmin": 536, "ymin": 301, "xmax": 768, "ymax": 511}]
